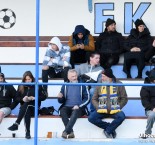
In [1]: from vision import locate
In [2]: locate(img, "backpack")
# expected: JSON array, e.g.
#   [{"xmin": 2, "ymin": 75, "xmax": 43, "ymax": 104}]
[{"xmin": 39, "ymin": 106, "xmax": 55, "ymax": 115}]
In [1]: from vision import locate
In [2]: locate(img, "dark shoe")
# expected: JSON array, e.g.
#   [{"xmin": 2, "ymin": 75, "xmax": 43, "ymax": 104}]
[
  {"xmin": 112, "ymin": 130, "xmax": 117, "ymax": 138},
  {"xmin": 127, "ymin": 74, "xmax": 131, "ymax": 78},
  {"xmin": 140, "ymin": 133, "xmax": 149, "ymax": 139},
  {"xmin": 103, "ymin": 130, "xmax": 113, "ymax": 138},
  {"xmin": 68, "ymin": 132, "xmax": 75, "ymax": 138},
  {"xmin": 62, "ymin": 131, "xmax": 68, "ymax": 139},
  {"xmin": 25, "ymin": 132, "xmax": 31, "ymax": 139},
  {"xmin": 135, "ymin": 75, "xmax": 142, "ymax": 79},
  {"xmin": 8, "ymin": 123, "xmax": 18, "ymax": 131}
]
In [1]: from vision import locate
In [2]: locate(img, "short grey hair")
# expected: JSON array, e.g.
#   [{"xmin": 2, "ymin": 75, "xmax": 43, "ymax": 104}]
[{"xmin": 68, "ymin": 69, "xmax": 77, "ymax": 74}]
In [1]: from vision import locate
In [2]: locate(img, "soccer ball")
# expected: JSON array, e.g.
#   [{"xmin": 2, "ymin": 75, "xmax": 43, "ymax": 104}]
[{"xmin": 0, "ymin": 8, "xmax": 16, "ymax": 29}]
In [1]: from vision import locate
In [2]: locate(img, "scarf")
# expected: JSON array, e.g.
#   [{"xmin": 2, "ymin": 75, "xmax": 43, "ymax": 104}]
[{"xmin": 97, "ymin": 86, "xmax": 120, "ymax": 114}]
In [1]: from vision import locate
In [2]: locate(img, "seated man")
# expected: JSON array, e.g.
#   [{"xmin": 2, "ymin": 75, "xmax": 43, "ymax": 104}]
[
  {"xmin": 42, "ymin": 36, "xmax": 71, "ymax": 92},
  {"xmin": 75, "ymin": 52, "xmax": 103, "ymax": 112},
  {"xmin": 140, "ymin": 68, "xmax": 155, "ymax": 139},
  {"xmin": 95, "ymin": 18, "xmax": 124, "ymax": 69},
  {"xmin": 0, "ymin": 73, "xmax": 17, "ymax": 124},
  {"xmin": 88, "ymin": 69, "xmax": 128, "ymax": 138},
  {"xmin": 68, "ymin": 25, "xmax": 95, "ymax": 68},
  {"xmin": 58, "ymin": 69, "xmax": 90, "ymax": 139}
]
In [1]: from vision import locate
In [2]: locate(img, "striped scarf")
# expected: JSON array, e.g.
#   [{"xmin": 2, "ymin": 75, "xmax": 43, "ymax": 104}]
[{"xmin": 97, "ymin": 86, "xmax": 121, "ymax": 114}]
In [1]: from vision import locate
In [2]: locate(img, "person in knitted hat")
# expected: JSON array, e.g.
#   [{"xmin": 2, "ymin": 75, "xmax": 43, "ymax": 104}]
[
  {"xmin": 140, "ymin": 68, "xmax": 155, "ymax": 139},
  {"xmin": 134, "ymin": 19, "xmax": 145, "ymax": 30},
  {"xmin": 123, "ymin": 19, "xmax": 154, "ymax": 79},
  {"xmin": 96, "ymin": 18, "xmax": 124, "ymax": 69},
  {"xmin": 105, "ymin": 18, "xmax": 116, "ymax": 28},
  {"xmin": 102, "ymin": 68, "xmax": 114, "ymax": 79},
  {"xmin": 0, "ymin": 72, "xmax": 16, "ymax": 124},
  {"xmin": 68, "ymin": 25, "xmax": 95, "ymax": 68},
  {"xmin": 88, "ymin": 68, "xmax": 128, "ymax": 139}
]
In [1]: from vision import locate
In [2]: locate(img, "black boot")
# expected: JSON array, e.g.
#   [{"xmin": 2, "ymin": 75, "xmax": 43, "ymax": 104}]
[
  {"xmin": 127, "ymin": 73, "xmax": 131, "ymax": 78},
  {"xmin": 42, "ymin": 70, "xmax": 48, "ymax": 92},
  {"xmin": 25, "ymin": 131, "xmax": 31, "ymax": 139},
  {"xmin": 136, "ymin": 71, "xmax": 142, "ymax": 79}
]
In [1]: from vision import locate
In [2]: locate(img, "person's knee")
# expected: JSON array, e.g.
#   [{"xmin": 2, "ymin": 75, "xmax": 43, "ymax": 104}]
[
  {"xmin": 148, "ymin": 112, "xmax": 155, "ymax": 120},
  {"xmin": 42, "ymin": 66, "xmax": 49, "ymax": 70},
  {"xmin": 117, "ymin": 111, "xmax": 126, "ymax": 121},
  {"xmin": 0, "ymin": 111, "xmax": 5, "ymax": 123},
  {"xmin": 88, "ymin": 113, "xmax": 96, "ymax": 123}
]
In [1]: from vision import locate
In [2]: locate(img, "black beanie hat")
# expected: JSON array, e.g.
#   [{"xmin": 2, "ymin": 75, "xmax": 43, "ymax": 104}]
[
  {"xmin": 105, "ymin": 18, "xmax": 116, "ymax": 28},
  {"xmin": 102, "ymin": 68, "xmax": 114, "ymax": 78},
  {"xmin": 134, "ymin": 19, "xmax": 145, "ymax": 28},
  {"xmin": 146, "ymin": 68, "xmax": 155, "ymax": 82}
]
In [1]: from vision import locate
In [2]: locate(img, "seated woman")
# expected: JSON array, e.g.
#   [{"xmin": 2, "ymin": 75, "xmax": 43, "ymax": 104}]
[
  {"xmin": 68, "ymin": 25, "xmax": 95, "ymax": 68},
  {"xmin": 123, "ymin": 19, "xmax": 154, "ymax": 78},
  {"xmin": 8, "ymin": 71, "xmax": 47, "ymax": 139}
]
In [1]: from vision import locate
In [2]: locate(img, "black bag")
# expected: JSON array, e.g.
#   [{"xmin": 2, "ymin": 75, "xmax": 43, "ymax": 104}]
[{"xmin": 39, "ymin": 106, "xmax": 55, "ymax": 115}]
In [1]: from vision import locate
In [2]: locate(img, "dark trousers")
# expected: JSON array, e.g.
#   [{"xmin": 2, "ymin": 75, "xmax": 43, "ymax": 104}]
[
  {"xmin": 100, "ymin": 53, "xmax": 119, "ymax": 69},
  {"xmin": 88, "ymin": 110, "xmax": 125, "ymax": 134},
  {"xmin": 145, "ymin": 47, "xmax": 155, "ymax": 62},
  {"xmin": 15, "ymin": 103, "xmax": 37, "ymax": 133},
  {"xmin": 123, "ymin": 52, "xmax": 145, "ymax": 77},
  {"xmin": 60, "ymin": 106, "xmax": 84, "ymax": 134},
  {"xmin": 42, "ymin": 67, "xmax": 70, "ymax": 91}
]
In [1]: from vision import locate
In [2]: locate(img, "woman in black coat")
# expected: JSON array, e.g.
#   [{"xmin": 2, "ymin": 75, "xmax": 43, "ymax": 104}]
[
  {"xmin": 8, "ymin": 71, "xmax": 47, "ymax": 139},
  {"xmin": 123, "ymin": 19, "xmax": 154, "ymax": 78}
]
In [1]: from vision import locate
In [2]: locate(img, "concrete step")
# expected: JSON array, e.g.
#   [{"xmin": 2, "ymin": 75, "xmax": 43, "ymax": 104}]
[{"xmin": 0, "ymin": 117, "xmax": 151, "ymax": 139}]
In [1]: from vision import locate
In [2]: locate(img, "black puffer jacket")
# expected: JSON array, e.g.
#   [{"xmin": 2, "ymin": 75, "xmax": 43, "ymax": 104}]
[
  {"xmin": 95, "ymin": 30, "xmax": 123, "ymax": 54},
  {"xmin": 0, "ymin": 83, "xmax": 16, "ymax": 109},
  {"xmin": 15, "ymin": 85, "xmax": 47, "ymax": 107},
  {"xmin": 140, "ymin": 77, "xmax": 155, "ymax": 111},
  {"xmin": 124, "ymin": 28, "xmax": 153, "ymax": 52}
]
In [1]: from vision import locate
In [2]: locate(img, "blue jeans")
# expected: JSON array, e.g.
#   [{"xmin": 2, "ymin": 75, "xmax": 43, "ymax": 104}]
[
  {"xmin": 88, "ymin": 110, "xmax": 126, "ymax": 134},
  {"xmin": 89, "ymin": 87, "xmax": 95, "ymax": 112}
]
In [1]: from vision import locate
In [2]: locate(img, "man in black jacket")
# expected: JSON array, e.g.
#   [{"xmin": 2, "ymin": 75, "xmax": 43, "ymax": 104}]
[
  {"xmin": 0, "ymin": 73, "xmax": 16, "ymax": 123},
  {"xmin": 140, "ymin": 68, "xmax": 155, "ymax": 139},
  {"xmin": 95, "ymin": 18, "xmax": 124, "ymax": 69}
]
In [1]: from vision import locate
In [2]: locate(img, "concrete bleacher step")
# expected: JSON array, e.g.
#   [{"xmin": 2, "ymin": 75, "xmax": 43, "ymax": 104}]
[
  {"xmin": 0, "ymin": 64, "xmax": 152, "ymax": 79},
  {"xmin": 0, "ymin": 117, "xmax": 151, "ymax": 139},
  {"xmin": 7, "ymin": 78, "xmax": 144, "ymax": 98}
]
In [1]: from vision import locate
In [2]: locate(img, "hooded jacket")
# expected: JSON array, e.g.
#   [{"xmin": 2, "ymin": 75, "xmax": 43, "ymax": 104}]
[
  {"xmin": 68, "ymin": 26, "xmax": 95, "ymax": 64},
  {"xmin": 75, "ymin": 62, "xmax": 103, "ymax": 83},
  {"xmin": 43, "ymin": 37, "xmax": 71, "ymax": 68},
  {"xmin": 0, "ymin": 83, "xmax": 17, "ymax": 109},
  {"xmin": 58, "ymin": 83, "xmax": 90, "ymax": 115}
]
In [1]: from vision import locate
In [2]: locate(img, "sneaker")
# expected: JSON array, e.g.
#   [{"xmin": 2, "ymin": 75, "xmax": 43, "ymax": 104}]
[
  {"xmin": 103, "ymin": 130, "xmax": 113, "ymax": 138},
  {"xmin": 68, "ymin": 132, "xmax": 75, "ymax": 138},
  {"xmin": 8, "ymin": 123, "xmax": 18, "ymax": 131},
  {"xmin": 140, "ymin": 133, "xmax": 149, "ymax": 139},
  {"xmin": 112, "ymin": 130, "xmax": 117, "ymax": 138},
  {"xmin": 62, "ymin": 131, "xmax": 68, "ymax": 139},
  {"xmin": 25, "ymin": 132, "xmax": 31, "ymax": 139}
]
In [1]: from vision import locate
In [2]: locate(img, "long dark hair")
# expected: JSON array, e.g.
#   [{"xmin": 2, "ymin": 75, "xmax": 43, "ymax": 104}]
[{"xmin": 19, "ymin": 71, "xmax": 35, "ymax": 94}]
